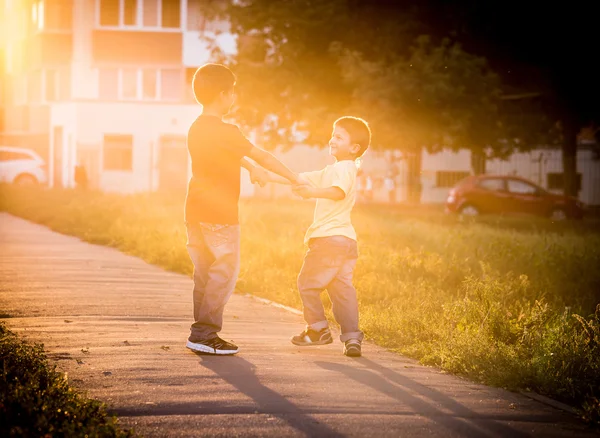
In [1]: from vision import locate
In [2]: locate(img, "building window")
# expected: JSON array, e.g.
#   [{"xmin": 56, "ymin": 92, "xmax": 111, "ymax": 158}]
[
  {"xmin": 143, "ymin": 0, "xmax": 158, "ymax": 26},
  {"xmin": 45, "ymin": 69, "xmax": 58, "ymax": 101},
  {"xmin": 99, "ymin": 0, "xmax": 119, "ymax": 26},
  {"xmin": 99, "ymin": 0, "xmax": 139, "ymax": 27},
  {"xmin": 121, "ymin": 69, "xmax": 138, "ymax": 99},
  {"xmin": 547, "ymin": 173, "xmax": 582, "ymax": 192},
  {"xmin": 161, "ymin": 0, "xmax": 180, "ymax": 28},
  {"xmin": 142, "ymin": 69, "xmax": 157, "ymax": 100},
  {"xmin": 18, "ymin": 69, "xmax": 69, "ymax": 103},
  {"xmin": 123, "ymin": 0, "xmax": 137, "ymax": 25},
  {"xmin": 435, "ymin": 171, "xmax": 471, "ymax": 188},
  {"xmin": 103, "ymin": 134, "xmax": 133, "ymax": 171},
  {"xmin": 97, "ymin": 67, "xmax": 181, "ymax": 101},
  {"xmin": 160, "ymin": 69, "xmax": 182, "ymax": 101},
  {"xmin": 97, "ymin": 0, "xmax": 181, "ymax": 30},
  {"xmin": 98, "ymin": 68, "xmax": 119, "ymax": 99}
]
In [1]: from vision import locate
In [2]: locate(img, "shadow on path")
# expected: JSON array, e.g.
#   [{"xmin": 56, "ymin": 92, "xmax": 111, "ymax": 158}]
[{"xmin": 315, "ymin": 357, "xmax": 533, "ymax": 438}]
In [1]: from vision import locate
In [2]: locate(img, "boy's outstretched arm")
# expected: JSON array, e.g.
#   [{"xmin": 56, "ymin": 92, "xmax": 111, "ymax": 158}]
[
  {"xmin": 260, "ymin": 171, "xmax": 303, "ymax": 185},
  {"xmin": 240, "ymin": 158, "xmax": 255, "ymax": 172},
  {"xmin": 247, "ymin": 146, "xmax": 301, "ymax": 184},
  {"xmin": 240, "ymin": 158, "xmax": 268, "ymax": 186},
  {"xmin": 293, "ymin": 185, "xmax": 345, "ymax": 201}
]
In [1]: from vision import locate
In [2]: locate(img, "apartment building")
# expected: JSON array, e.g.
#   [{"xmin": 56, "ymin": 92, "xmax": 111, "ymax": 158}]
[{"xmin": 0, "ymin": 0, "xmax": 234, "ymax": 192}]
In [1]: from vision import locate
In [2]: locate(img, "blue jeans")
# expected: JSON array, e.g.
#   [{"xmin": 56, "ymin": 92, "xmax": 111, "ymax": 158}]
[
  {"xmin": 297, "ymin": 236, "xmax": 364, "ymax": 342},
  {"xmin": 186, "ymin": 222, "xmax": 241, "ymax": 341}
]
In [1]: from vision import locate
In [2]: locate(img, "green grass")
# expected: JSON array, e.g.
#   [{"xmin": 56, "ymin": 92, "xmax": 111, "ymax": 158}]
[
  {"xmin": 0, "ymin": 322, "xmax": 137, "ymax": 437},
  {"xmin": 1, "ymin": 185, "xmax": 599, "ymax": 425}
]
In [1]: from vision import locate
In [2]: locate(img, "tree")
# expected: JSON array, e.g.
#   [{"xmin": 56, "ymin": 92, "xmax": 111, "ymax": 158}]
[
  {"xmin": 200, "ymin": 1, "xmax": 556, "ymax": 200},
  {"xmin": 417, "ymin": 0, "xmax": 599, "ymax": 197},
  {"xmin": 336, "ymin": 36, "xmax": 524, "ymax": 200},
  {"xmin": 200, "ymin": 0, "xmax": 426, "ymax": 147}
]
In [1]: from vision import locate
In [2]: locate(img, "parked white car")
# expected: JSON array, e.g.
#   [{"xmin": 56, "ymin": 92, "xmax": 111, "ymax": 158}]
[{"xmin": 0, "ymin": 146, "xmax": 48, "ymax": 185}]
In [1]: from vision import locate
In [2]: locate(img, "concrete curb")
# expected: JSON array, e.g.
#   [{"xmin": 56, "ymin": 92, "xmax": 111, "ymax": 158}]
[
  {"xmin": 519, "ymin": 391, "xmax": 578, "ymax": 415},
  {"xmin": 245, "ymin": 293, "xmax": 303, "ymax": 316}
]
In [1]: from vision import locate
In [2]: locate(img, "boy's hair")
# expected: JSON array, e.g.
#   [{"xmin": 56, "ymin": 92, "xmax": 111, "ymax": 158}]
[
  {"xmin": 192, "ymin": 63, "xmax": 236, "ymax": 105},
  {"xmin": 334, "ymin": 116, "xmax": 371, "ymax": 158}
]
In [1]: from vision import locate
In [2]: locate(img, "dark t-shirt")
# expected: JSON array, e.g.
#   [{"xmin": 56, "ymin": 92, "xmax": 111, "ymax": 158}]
[{"xmin": 184, "ymin": 115, "xmax": 253, "ymax": 224}]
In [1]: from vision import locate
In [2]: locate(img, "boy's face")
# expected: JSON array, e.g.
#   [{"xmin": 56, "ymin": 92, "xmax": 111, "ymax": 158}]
[
  {"xmin": 219, "ymin": 85, "xmax": 236, "ymax": 115},
  {"xmin": 329, "ymin": 125, "xmax": 360, "ymax": 161}
]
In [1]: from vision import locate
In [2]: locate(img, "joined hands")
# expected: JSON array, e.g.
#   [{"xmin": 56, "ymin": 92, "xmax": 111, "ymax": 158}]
[
  {"xmin": 249, "ymin": 167, "xmax": 311, "ymax": 198},
  {"xmin": 249, "ymin": 167, "xmax": 269, "ymax": 187},
  {"xmin": 292, "ymin": 183, "xmax": 312, "ymax": 199}
]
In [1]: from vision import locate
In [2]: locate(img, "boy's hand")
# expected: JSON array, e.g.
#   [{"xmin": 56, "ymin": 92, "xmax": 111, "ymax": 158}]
[
  {"xmin": 292, "ymin": 173, "xmax": 304, "ymax": 185},
  {"xmin": 292, "ymin": 184, "xmax": 313, "ymax": 199},
  {"xmin": 250, "ymin": 167, "xmax": 269, "ymax": 187}
]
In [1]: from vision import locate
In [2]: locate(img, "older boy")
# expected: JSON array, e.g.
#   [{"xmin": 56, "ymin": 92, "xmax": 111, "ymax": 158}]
[{"xmin": 185, "ymin": 63, "xmax": 301, "ymax": 355}]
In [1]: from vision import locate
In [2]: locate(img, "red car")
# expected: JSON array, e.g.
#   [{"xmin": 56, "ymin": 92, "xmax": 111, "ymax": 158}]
[{"xmin": 445, "ymin": 175, "xmax": 585, "ymax": 220}]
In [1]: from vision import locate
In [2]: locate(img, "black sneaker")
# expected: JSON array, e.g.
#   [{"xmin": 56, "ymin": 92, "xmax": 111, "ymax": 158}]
[
  {"xmin": 186, "ymin": 336, "xmax": 239, "ymax": 355},
  {"xmin": 291, "ymin": 328, "xmax": 333, "ymax": 346},
  {"xmin": 344, "ymin": 339, "xmax": 362, "ymax": 357}
]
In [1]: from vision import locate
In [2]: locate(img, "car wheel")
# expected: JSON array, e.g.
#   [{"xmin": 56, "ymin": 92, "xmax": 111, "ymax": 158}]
[
  {"xmin": 549, "ymin": 208, "xmax": 567, "ymax": 221},
  {"xmin": 14, "ymin": 174, "xmax": 38, "ymax": 186},
  {"xmin": 460, "ymin": 204, "xmax": 480, "ymax": 216}
]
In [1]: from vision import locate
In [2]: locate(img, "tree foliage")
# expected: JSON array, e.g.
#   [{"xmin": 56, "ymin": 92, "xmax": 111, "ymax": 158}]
[{"xmin": 199, "ymin": 1, "xmax": 555, "ymax": 162}]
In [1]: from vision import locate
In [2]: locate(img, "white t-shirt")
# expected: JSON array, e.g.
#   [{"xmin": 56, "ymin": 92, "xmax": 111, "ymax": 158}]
[{"xmin": 300, "ymin": 160, "xmax": 358, "ymax": 245}]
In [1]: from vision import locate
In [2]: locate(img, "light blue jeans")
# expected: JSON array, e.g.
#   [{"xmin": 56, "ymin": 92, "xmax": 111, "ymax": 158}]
[
  {"xmin": 297, "ymin": 236, "xmax": 364, "ymax": 342},
  {"xmin": 186, "ymin": 222, "xmax": 241, "ymax": 342}
]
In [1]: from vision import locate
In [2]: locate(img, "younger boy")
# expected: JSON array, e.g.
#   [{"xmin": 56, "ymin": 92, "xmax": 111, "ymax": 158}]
[
  {"xmin": 258, "ymin": 116, "xmax": 371, "ymax": 357},
  {"xmin": 185, "ymin": 63, "xmax": 301, "ymax": 355}
]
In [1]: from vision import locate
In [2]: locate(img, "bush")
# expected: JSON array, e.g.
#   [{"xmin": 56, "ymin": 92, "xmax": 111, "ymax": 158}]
[{"xmin": 0, "ymin": 322, "xmax": 136, "ymax": 437}]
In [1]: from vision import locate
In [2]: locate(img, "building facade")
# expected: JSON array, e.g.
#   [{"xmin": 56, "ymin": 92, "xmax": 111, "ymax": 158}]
[{"xmin": 0, "ymin": 0, "xmax": 234, "ymax": 192}]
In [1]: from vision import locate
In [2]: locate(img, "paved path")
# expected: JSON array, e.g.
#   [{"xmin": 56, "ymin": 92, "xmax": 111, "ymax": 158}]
[{"xmin": 0, "ymin": 213, "xmax": 595, "ymax": 437}]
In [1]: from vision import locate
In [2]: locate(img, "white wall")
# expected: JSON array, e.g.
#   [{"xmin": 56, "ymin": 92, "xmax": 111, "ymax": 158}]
[
  {"xmin": 487, "ymin": 150, "xmax": 564, "ymax": 189},
  {"xmin": 421, "ymin": 149, "xmax": 471, "ymax": 203},
  {"xmin": 575, "ymin": 150, "xmax": 599, "ymax": 205},
  {"xmin": 49, "ymin": 103, "xmax": 79, "ymax": 188},
  {"xmin": 71, "ymin": 102, "xmax": 199, "ymax": 193}
]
